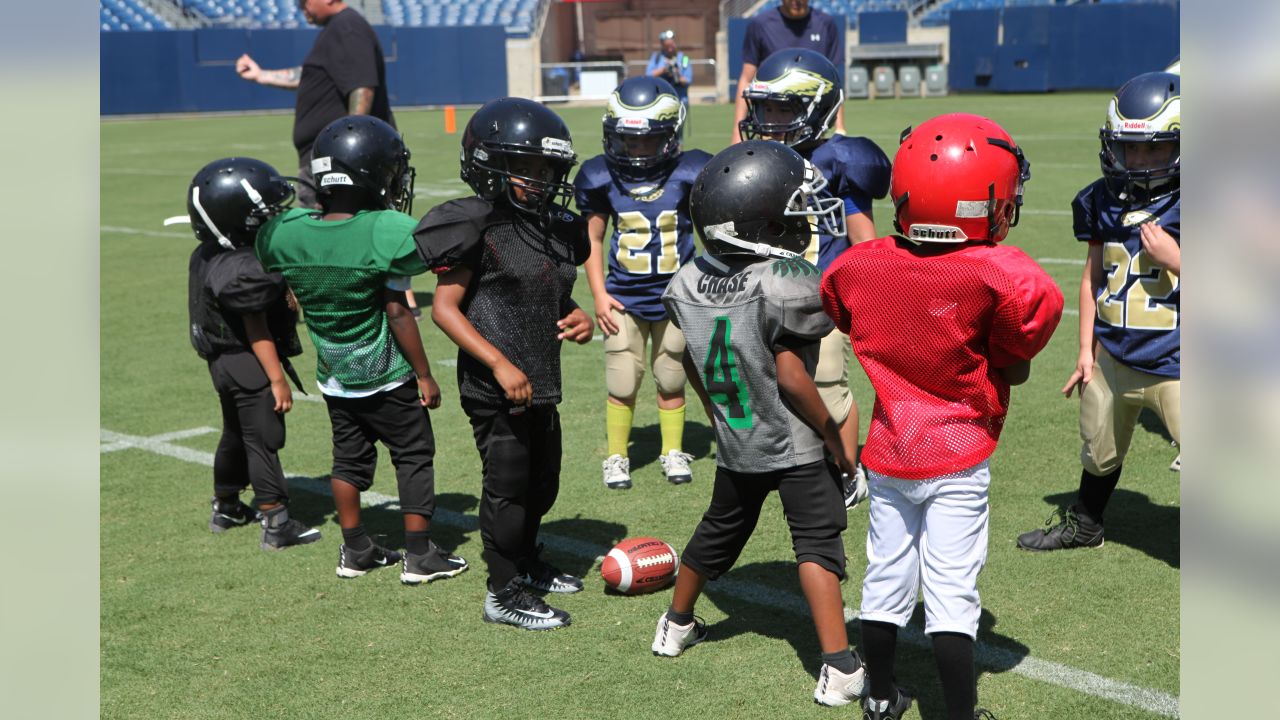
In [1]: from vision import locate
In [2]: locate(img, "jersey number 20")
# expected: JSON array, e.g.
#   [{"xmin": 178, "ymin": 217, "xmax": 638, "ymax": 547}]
[{"xmin": 704, "ymin": 317, "xmax": 753, "ymax": 429}]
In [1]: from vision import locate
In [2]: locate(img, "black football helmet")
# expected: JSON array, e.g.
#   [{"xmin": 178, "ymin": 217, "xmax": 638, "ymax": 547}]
[
  {"xmin": 691, "ymin": 140, "xmax": 845, "ymax": 260},
  {"xmin": 187, "ymin": 157, "xmax": 294, "ymax": 249},
  {"xmin": 603, "ymin": 76, "xmax": 685, "ymax": 177},
  {"xmin": 460, "ymin": 97, "xmax": 577, "ymax": 218},
  {"xmin": 311, "ymin": 115, "xmax": 415, "ymax": 213},
  {"xmin": 1100, "ymin": 71, "xmax": 1180, "ymax": 202},
  {"xmin": 739, "ymin": 48, "xmax": 843, "ymax": 148}
]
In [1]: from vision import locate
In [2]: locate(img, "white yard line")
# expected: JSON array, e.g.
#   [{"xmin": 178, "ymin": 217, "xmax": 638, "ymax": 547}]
[
  {"xmin": 101, "ymin": 225, "xmax": 189, "ymax": 239},
  {"xmin": 102, "ymin": 426, "xmax": 1180, "ymax": 717}
]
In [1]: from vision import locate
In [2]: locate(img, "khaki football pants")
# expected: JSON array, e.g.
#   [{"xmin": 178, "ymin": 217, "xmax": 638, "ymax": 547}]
[
  {"xmin": 816, "ymin": 329, "xmax": 853, "ymax": 425},
  {"xmin": 604, "ymin": 310, "xmax": 688, "ymax": 400},
  {"xmin": 1079, "ymin": 346, "xmax": 1181, "ymax": 475}
]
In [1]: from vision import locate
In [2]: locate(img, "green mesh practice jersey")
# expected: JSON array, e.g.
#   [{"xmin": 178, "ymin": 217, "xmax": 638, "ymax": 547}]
[
  {"xmin": 256, "ymin": 208, "xmax": 426, "ymax": 395},
  {"xmin": 662, "ymin": 255, "xmax": 835, "ymax": 473}
]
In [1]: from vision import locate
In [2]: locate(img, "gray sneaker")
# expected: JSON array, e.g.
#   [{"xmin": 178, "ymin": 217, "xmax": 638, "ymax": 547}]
[
  {"xmin": 603, "ymin": 454, "xmax": 632, "ymax": 490},
  {"xmin": 1016, "ymin": 504, "xmax": 1104, "ymax": 552}
]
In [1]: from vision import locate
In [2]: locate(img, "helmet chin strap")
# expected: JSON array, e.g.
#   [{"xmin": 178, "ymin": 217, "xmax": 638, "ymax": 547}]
[
  {"xmin": 705, "ymin": 222, "xmax": 801, "ymax": 260},
  {"xmin": 190, "ymin": 186, "xmax": 235, "ymax": 250}
]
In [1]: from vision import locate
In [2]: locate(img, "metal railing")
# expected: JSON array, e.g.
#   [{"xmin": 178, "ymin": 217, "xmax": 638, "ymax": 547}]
[{"xmin": 534, "ymin": 58, "xmax": 719, "ymax": 104}]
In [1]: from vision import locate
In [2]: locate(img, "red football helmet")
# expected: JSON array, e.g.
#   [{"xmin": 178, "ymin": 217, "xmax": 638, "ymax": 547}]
[{"xmin": 890, "ymin": 113, "xmax": 1030, "ymax": 243}]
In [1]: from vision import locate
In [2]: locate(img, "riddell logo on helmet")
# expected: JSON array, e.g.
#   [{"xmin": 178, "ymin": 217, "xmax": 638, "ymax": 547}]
[{"xmin": 1123, "ymin": 120, "xmax": 1151, "ymax": 130}]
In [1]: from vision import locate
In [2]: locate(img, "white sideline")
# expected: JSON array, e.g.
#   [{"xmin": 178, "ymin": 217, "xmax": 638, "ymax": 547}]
[{"xmin": 102, "ymin": 425, "xmax": 1179, "ymax": 717}]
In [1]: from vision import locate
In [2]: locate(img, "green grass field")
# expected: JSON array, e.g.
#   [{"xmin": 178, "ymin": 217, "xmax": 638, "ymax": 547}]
[{"xmin": 101, "ymin": 95, "xmax": 1179, "ymax": 719}]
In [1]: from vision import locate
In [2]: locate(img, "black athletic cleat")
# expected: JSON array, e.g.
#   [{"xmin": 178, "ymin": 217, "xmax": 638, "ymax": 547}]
[
  {"xmin": 975, "ymin": 709, "xmax": 999, "ymax": 720},
  {"xmin": 400, "ymin": 541, "xmax": 469, "ymax": 584},
  {"xmin": 336, "ymin": 542, "xmax": 403, "ymax": 578},
  {"xmin": 259, "ymin": 506, "xmax": 321, "ymax": 551},
  {"xmin": 1017, "ymin": 504, "xmax": 1104, "ymax": 552},
  {"xmin": 521, "ymin": 544, "xmax": 583, "ymax": 594},
  {"xmin": 483, "ymin": 578, "xmax": 571, "ymax": 631},
  {"xmin": 209, "ymin": 496, "xmax": 261, "ymax": 533},
  {"xmin": 862, "ymin": 687, "xmax": 914, "ymax": 720}
]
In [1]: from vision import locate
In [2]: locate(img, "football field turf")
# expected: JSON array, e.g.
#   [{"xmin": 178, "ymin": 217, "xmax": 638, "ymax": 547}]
[{"xmin": 101, "ymin": 94, "xmax": 1180, "ymax": 719}]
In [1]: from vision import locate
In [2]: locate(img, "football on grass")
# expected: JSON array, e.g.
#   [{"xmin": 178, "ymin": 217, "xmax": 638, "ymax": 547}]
[{"xmin": 601, "ymin": 537, "xmax": 679, "ymax": 595}]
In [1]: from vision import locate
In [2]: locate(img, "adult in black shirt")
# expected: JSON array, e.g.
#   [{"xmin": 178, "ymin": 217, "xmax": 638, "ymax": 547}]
[{"xmin": 235, "ymin": 0, "xmax": 394, "ymax": 209}]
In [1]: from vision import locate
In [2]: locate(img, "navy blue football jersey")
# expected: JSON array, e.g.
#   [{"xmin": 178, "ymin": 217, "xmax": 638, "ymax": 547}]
[
  {"xmin": 1072, "ymin": 179, "xmax": 1180, "ymax": 378},
  {"xmin": 572, "ymin": 150, "xmax": 712, "ymax": 321},
  {"xmin": 799, "ymin": 135, "xmax": 892, "ymax": 270}
]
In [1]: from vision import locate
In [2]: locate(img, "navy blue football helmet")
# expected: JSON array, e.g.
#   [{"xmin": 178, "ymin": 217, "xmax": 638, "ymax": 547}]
[
  {"xmin": 461, "ymin": 97, "xmax": 578, "ymax": 218},
  {"xmin": 187, "ymin": 157, "xmax": 294, "ymax": 249},
  {"xmin": 602, "ymin": 76, "xmax": 685, "ymax": 177},
  {"xmin": 1100, "ymin": 71, "xmax": 1180, "ymax": 201},
  {"xmin": 739, "ymin": 48, "xmax": 843, "ymax": 148}
]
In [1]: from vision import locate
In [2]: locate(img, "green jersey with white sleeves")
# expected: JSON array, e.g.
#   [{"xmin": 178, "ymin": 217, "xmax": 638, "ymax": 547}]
[
  {"xmin": 256, "ymin": 208, "xmax": 427, "ymax": 396},
  {"xmin": 661, "ymin": 255, "xmax": 834, "ymax": 473}
]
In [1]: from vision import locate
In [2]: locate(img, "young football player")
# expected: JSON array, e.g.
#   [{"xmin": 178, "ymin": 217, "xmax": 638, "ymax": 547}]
[
  {"xmin": 256, "ymin": 116, "xmax": 468, "ymax": 584},
  {"xmin": 652, "ymin": 141, "xmax": 866, "ymax": 707},
  {"xmin": 573, "ymin": 76, "xmax": 712, "ymax": 490},
  {"xmin": 416, "ymin": 98, "xmax": 594, "ymax": 631},
  {"xmin": 822, "ymin": 113, "xmax": 1062, "ymax": 720},
  {"xmin": 185, "ymin": 157, "xmax": 321, "ymax": 551},
  {"xmin": 1017, "ymin": 71, "xmax": 1181, "ymax": 552},
  {"xmin": 739, "ymin": 48, "xmax": 892, "ymax": 508}
]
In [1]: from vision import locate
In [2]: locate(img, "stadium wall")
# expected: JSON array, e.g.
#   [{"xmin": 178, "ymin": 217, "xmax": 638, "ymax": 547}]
[
  {"xmin": 949, "ymin": 3, "xmax": 1179, "ymax": 92},
  {"xmin": 100, "ymin": 26, "xmax": 509, "ymax": 115}
]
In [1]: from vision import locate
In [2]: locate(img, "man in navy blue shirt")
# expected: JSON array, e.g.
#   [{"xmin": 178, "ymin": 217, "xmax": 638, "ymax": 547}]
[{"xmin": 732, "ymin": 0, "xmax": 846, "ymax": 144}]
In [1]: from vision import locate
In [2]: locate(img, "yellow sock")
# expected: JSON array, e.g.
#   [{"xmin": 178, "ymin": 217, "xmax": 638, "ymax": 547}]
[
  {"xmin": 606, "ymin": 401, "xmax": 634, "ymax": 457},
  {"xmin": 658, "ymin": 405, "xmax": 686, "ymax": 454}
]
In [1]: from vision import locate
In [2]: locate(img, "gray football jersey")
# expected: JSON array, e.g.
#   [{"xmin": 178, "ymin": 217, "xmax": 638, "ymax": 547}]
[{"xmin": 662, "ymin": 255, "xmax": 835, "ymax": 473}]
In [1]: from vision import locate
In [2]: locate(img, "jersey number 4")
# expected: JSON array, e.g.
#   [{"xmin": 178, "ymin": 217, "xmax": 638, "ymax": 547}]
[
  {"xmin": 1098, "ymin": 242, "xmax": 1179, "ymax": 330},
  {"xmin": 704, "ymin": 317, "xmax": 753, "ymax": 429},
  {"xmin": 616, "ymin": 210, "xmax": 680, "ymax": 274}
]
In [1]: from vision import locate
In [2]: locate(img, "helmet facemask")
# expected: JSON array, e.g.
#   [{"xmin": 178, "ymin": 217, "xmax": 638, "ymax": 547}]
[
  {"xmin": 739, "ymin": 84, "xmax": 840, "ymax": 148},
  {"xmin": 702, "ymin": 160, "xmax": 842, "ymax": 260},
  {"xmin": 1100, "ymin": 132, "xmax": 1179, "ymax": 202},
  {"xmin": 468, "ymin": 142, "xmax": 575, "ymax": 219}
]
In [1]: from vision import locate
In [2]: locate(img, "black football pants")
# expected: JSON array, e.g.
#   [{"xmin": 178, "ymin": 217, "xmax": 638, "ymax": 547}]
[
  {"xmin": 208, "ymin": 352, "xmax": 288, "ymax": 507},
  {"xmin": 465, "ymin": 402, "xmax": 562, "ymax": 590},
  {"xmin": 680, "ymin": 460, "xmax": 848, "ymax": 581}
]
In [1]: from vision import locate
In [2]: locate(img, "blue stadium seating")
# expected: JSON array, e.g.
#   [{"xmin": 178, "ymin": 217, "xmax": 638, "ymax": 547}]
[
  {"xmin": 100, "ymin": 0, "xmax": 171, "ymax": 31},
  {"xmin": 101, "ymin": 0, "xmax": 544, "ymax": 34}
]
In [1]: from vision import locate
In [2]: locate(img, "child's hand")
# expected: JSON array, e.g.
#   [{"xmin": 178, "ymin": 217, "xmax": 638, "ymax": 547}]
[
  {"xmin": 494, "ymin": 360, "xmax": 532, "ymax": 406},
  {"xmin": 417, "ymin": 375, "xmax": 442, "ymax": 409},
  {"xmin": 270, "ymin": 378, "xmax": 293, "ymax": 414},
  {"xmin": 1061, "ymin": 351, "xmax": 1094, "ymax": 398},
  {"xmin": 557, "ymin": 307, "xmax": 594, "ymax": 344},
  {"xmin": 593, "ymin": 293, "xmax": 626, "ymax": 336},
  {"xmin": 1139, "ymin": 222, "xmax": 1180, "ymax": 272}
]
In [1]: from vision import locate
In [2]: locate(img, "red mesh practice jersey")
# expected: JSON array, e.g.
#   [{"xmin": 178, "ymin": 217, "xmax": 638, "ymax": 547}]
[{"xmin": 821, "ymin": 237, "xmax": 1063, "ymax": 479}]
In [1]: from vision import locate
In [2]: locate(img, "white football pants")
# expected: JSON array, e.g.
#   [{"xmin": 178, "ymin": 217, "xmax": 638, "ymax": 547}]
[{"xmin": 860, "ymin": 461, "xmax": 990, "ymax": 639}]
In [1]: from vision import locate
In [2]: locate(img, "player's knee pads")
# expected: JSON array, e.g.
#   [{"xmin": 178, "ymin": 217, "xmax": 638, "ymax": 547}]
[
  {"xmin": 652, "ymin": 349, "xmax": 688, "ymax": 395},
  {"xmin": 331, "ymin": 469, "xmax": 375, "ymax": 493},
  {"xmin": 605, "ymin": 350, "xmax": 645, "ymax": 400}
]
